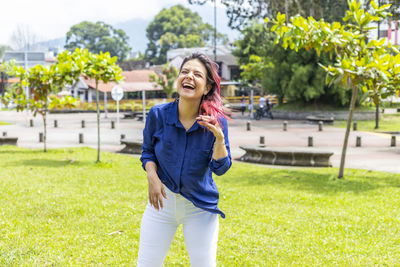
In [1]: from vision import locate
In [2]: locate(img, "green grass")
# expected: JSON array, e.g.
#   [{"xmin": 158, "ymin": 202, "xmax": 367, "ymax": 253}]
[
  {"xmin": 0, "ymin": 121, "xmax": 10, "ymax": 125},
  {"xmin": 335, "ymin": 113, "xmax": 400, "ymax": 132},
  {"xmin": 0, "ymin": 146, "xmax": 400, "ymax": 266}
]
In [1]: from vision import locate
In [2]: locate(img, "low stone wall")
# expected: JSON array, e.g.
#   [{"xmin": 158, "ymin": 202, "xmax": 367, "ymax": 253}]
[
  {"xmin": 271, "ymin": 110, "xmax": 376, "ymax": 121},
  {"xmin": 239, "ymin": 146, "xmax": 334, "ymax": 167},
  {"xmin": 119, "ymin": 139, "xmax": 143, "ymax": 154},
  {"xmin": 0, "ymin": 137, "xmax": 18, "ymax": 146}
]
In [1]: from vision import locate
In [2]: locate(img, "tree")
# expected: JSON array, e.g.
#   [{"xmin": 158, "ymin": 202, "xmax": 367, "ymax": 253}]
[
  {"xmin": 270, "ymin": 0, "xmax": 400, "ymax": 178},
  {"xmin": 149, "ymin": 62, "xmax": 179, "ymax": 98},
  {"xmin": 65, "ymin": 21, "xmax": 131, "ymax": 62},
  {"xmin": 2, "ymin": 51, "xmax": 82, "ymax": 152},
  {"xmin": 77, "ymin": 49, "xmax": 124, "ymax": 162},
  {"xmin": 10, "ymin": 25, "xmax": 38, "ymax": 51},
  {"xmin": 188, "ymin": 0, "xmax": 349, "ymax": 30},
  {"xmin": 236, "ymin": 22, "xmax": 352, "ymax": 106},
  {"xmin": 146, "ymin": 4, "xmax": 228, "ymax": 64}
]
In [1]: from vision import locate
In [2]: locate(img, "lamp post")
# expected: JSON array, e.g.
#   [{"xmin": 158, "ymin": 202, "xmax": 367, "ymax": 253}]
[{"xmin": 213, "ymin": 0, "xmax": 217, "ymax": 61}]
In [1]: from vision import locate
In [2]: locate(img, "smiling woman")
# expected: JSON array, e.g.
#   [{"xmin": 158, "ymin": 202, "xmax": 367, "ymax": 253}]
[{"xmin": 137, "ymin": 53, "xmax": 231, "ymax": 266}]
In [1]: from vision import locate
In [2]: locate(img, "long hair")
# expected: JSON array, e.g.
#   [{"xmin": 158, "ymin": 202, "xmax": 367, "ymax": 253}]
[{"xmin": 179, "ymin": 53, "xmax": 229, "ymax": 127}]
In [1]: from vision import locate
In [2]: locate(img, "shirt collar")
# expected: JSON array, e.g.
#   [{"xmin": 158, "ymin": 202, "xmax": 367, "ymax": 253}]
[{"xmin": 166, "ymin": 100, "xmax": 201, "ymax": 132}]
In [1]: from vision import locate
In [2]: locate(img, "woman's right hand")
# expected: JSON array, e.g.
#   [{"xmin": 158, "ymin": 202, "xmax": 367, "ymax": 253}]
[{"xmin": 147, "ymin": 172, "xmax": 167, "ymax": 211}]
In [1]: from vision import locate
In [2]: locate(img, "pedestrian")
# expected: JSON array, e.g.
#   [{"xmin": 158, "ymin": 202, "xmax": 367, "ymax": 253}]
[
  {"xmin": 248, "ymin": 97, "xmax": 253, "ymax": 117},
  {"xmin": 138, "ymin": 52, "xmax": 232, "ymax": 267},
  {"xmin": 259, "ymin": 94, "xmax": 266, "ymax": 109},
  {"xmin": 240, "ymin": 95, "xmax": 246, "ymax": 116}
]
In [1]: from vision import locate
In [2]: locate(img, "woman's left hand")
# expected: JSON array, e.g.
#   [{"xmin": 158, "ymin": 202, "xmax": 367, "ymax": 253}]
[{"xmin": 196, "ymin": 115, "xmax": 224, "ymax": 142}]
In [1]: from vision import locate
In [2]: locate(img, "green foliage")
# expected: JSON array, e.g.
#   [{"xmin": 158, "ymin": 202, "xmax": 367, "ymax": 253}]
[
  {"xmin": 235, "ymin": 23, "xmax": 352, "ymax": 106},
  {"xmin": 75, "ymin": 48, "xmax": 123, "ymax": 162},
  {"xmin": 78, "ymin": 49, "xmax": 124, "ymax": 84},
  {"xmin": 269, "ymin": 0, "xmax": 400, "ymax": 178},
  {"xmin": 146, "ymin": 5, "xmax": 227, "ymax": 64},
  {"xmin": 2, "ymin": 50, "xmax": 83, "ymax": 152},
  {"xmin": 0, "ymin": 45, "xmax": 12, "ymax": 59},
  {"xmin": 149, "ymin": 62, "xmax": 178, "ymax": 98},
  {"xmin": 65, "ymin": 21, "xmax": 131, "ymax": 62},
  {"xmin": 189, "ymin": 0, "xmax": 349, "ymax": 30}
]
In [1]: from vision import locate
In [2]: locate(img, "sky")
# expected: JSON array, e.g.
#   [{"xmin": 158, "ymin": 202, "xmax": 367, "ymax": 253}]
[{"xmin": 0, "ymin": 0, "xmax": 238, "ymax": 48}]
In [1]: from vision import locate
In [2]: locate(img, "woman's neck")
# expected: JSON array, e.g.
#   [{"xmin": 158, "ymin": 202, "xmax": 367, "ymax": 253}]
[{"xmin": 178, "ymin": 98, "xmax": 201, "ymax": 121}]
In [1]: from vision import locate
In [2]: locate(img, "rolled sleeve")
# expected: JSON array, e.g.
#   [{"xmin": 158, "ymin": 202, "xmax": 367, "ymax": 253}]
[
  {"xmin": 210, "ymin": 155, "xmax": 231, "ymax": 176},
  {"xmin": 140, "ymin": 108, "xmax": 157, "ymax": 170}
]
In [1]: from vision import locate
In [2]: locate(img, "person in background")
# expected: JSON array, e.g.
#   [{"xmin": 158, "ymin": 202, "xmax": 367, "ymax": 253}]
[
  {"xmin": 259, "ymin": 94, "xmax": 266, "ymax": 109},
  {"xmin": 240, "ymin": 95, "xmax": 246, "ymax": 116},
  {"xmin": 138, "ymin": 52, "xmax": 232, "ymax": 267}
]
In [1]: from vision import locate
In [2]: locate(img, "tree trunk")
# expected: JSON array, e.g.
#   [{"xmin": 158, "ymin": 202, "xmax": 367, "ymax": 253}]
[
  {"xmin": 43, "ymin": 99, "xmax": 48, "ymax": 153},
  {"xmin": 285, "ymin": 0, "xmax": 289, "ymax": 23},
  {"xmin": 96, "ymin": 80, "xmax": 101, "ymax": 162},
  {"xmin": 43, "ymin": 112, "xmax": 47, "ymax": 152},
  {"xmin": 375, "ymin": 103, "xmax": 379, "ymax": 129},
  {"xmin": 338, "ymin": 84, "xmax": 359, "ymax": 178}
]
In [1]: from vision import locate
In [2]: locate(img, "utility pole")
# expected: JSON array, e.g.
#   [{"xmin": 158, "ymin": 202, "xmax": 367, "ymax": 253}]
[
  {"xmin": 375, "ymin": 0, "xmax": 382, "ymax": 129},
  {"xmin": 213, "ymin": 0, "xmax": 217, "ymax": 62}
]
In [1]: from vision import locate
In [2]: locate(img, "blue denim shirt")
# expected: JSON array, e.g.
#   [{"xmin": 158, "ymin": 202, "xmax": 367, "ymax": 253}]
[{"xmin": 140, "ymin": 101, "xmax": 232, "ymax": 218}]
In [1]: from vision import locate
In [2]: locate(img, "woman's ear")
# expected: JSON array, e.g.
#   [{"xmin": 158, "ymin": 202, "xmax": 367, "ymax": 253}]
[{"xmin": 205, "ymin": 85, "xmax": 212, "ymax": 95}]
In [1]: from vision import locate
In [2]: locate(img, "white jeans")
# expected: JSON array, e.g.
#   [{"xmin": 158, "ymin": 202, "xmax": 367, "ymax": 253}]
[{"xmin": 137, "ymin": 186, "xmax": 219, "ymax": 267}]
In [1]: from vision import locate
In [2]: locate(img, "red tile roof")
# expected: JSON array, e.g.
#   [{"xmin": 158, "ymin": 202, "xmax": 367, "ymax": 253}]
[{"xmin": 83, "ymin": 70, "xmax": 163, "ymax": 92}]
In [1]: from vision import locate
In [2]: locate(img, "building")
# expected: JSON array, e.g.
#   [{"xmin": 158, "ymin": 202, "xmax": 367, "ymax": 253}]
[{"xmin": 69, "ymin": 70, "xmax": 163, "ymax": 102}]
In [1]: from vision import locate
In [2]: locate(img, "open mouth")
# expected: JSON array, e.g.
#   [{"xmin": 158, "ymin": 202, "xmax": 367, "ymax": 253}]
[{"xmin": 182, "ymin": 82, "xmax": 195, "ymax": 90}]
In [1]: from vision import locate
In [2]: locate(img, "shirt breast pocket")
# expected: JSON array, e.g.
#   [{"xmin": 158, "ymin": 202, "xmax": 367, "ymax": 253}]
[{"xmin": 189, "ymin": 150, "xmax": 211, "ymax": 175}]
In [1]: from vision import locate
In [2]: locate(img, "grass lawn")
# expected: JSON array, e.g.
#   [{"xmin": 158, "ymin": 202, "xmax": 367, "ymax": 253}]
[
  {"xmin": 335, "ymin": 113, "xmax": 400, "ymax": 132},
  {"xmin": 1, "ymin": 146, "xmax": 399, "ymax": 266},
  {"xmin": 0, "ymin": 121, "xmax": 10, "ymax": 125}
]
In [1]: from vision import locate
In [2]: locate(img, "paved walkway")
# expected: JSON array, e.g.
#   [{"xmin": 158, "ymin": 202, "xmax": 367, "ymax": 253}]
[{"xmin": 1, "ymin": 110, "xmax": 399, "ymax": 173}]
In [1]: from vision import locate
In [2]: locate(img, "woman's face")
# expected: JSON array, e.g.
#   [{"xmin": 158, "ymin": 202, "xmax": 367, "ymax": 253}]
[{"xmin": 177, "ymin": 59, "xmax": 211, "ymax": 101}]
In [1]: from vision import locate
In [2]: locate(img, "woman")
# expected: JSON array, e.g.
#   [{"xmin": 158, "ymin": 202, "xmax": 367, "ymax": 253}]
[{"xmin": 138, "ymin": 53, "xmax": 231, "ymax": 267}]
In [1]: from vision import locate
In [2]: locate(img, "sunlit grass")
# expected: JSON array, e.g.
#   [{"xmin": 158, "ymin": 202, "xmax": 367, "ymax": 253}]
[
  {"xmin": 0, "ymin": 146, "xmax": 399, "ymax": 266},
  {"xmin": 335, "ymin": 113, "xmax": 400, "ymax": 132}
]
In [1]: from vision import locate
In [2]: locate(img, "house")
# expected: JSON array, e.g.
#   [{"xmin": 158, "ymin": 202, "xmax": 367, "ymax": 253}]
[
  {"xmin": 69, "ymin": 70, "xmax": 163, "ymax": 102},
  {"xmin": 368, "ymin": 20, "xmax": 400, "ymax": 102},
  {"xmin": 166, "ymin": 45, "xmax": 240, "ymax": 97}
]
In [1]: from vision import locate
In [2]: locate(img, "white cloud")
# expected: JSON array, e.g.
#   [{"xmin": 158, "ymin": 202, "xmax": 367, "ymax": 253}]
[{"xmin": 0, "ymin": 0, "xmax": 186, "ymax": 45}]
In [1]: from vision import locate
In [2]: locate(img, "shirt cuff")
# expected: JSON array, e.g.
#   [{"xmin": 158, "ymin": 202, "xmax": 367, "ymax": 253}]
[{"xmin": 210, "ymin": 156, "xmax": 231, "ymax": 175}]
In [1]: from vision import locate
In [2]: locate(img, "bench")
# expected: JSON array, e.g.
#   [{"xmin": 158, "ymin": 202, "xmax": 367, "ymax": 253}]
[
  {"xmin": 0, "ymin": 137, "xmax": 18, "ymax": 146},
  {"xmin": 306, "ymin": 115, "xmax": 334, "ymax": 125},
  {"xmin": 119, "ymin": 139, "xmax": 143, "ymax": 154},
  {"xmin": 239, "ymin": 146, "xmax": 333, "ymax": 167}
]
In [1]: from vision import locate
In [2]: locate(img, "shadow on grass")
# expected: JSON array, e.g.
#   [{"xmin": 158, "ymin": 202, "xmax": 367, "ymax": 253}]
[
  {"xmin": 6, "ymin": 159, "xmax": 94, "ymax": 168},
  {"xmin": 224, "ymin": 162, "xmax": 400, "ymax": 194}
]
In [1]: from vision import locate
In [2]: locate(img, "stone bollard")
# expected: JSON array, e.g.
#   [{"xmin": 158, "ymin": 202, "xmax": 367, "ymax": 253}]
[
  {"xmin": 81, "ymin": 120, "xmax": 85, "ymax": 128},
  {"xmin": 259, "ymin": 136, "xmax": 265, "ymax": 147},
  {"xmin": 2, "ymin": 132, "xmax": 7, "ymax": 137},
  {"xmin": 54, "ymin": 120, "xmax": 58, "ymax": 128},
  {"xmin": 353, "ymin": 122, "xmax": 357, "ymax": 131},
  {"xmin": 30, "ymin": 119, "xmax": 34, "ymax": 127},
  {"xmin": 111, "ymin": 121, "xmax": 115, "ymax": 129},
  {"xmin": 121, "ymin": 134, "xmax": 126, "ymax": 140},
  {"xmin": 356, "ymin": 136, "xmax": 361, "ymax": 147},
  {"xmin": 39, "ymin": 132, "xmax": 43, "ymax": 143},
  {"xmin": 308, "ymin": 136, "xmax": 313, "ymax": 147},
  {"xmin": 283, "ymin": 121, "xmax": 288, "ymax": 131},
  {"xmin": 318, "ymin": 121, "xmax": 323, "ymax": 131},
  {"xmin": 79, "ymin": 133, "xmax": 84, "ymax": 144},
  {"xmin": 246, "ymin": 121, "xmax": 251, "ymax": 131},
  {"xmin": 391, "ymin": 135, "xmax": 396, "ymax": 147}
]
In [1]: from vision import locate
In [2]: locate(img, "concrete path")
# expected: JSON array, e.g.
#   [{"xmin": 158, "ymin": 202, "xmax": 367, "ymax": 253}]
[{"xmin": 1, "ymin": 110, "xmax": 399, "ymax": 173}]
